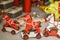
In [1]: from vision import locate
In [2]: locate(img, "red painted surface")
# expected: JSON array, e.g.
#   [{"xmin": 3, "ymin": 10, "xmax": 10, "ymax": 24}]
[
  {"xmin": 58, "ymin": 3, "xmax": 60, "ymax": 14},
  {"xmin": 49, "ymin": 30, "xmax": 57, "ymax": 36},
  {"xmin": 3, "ymin": 14, "xmax": 19, "ymax": 30},
  {"xmin": 43, "ymin": 29, "xmax": 57, "ymax": 36},
  {"xmin": 14, "ymin": 0, "xmax": 19, "ymax": 7},
  {"xmin": 23, "ymin": 14, "xmax": 40, "ymax": 34},
  {"xmin": 23, "ymin": 0, "xmax": 31, "ymax": 13}
]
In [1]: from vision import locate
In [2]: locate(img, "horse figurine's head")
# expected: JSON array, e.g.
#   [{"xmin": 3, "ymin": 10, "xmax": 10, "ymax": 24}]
[
  {"xmin": 24, "ymin": 14, "xmax": 32, "ymax": 23},
  {"xmin": 2, "ymin": 14, "xmax": 10, "ymax": 21}
]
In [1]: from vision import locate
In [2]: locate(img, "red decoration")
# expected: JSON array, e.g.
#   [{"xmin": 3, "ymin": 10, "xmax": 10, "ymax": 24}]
[
  {"xmin": 2, "ymin": 14, "xmax": 19, "ymax": 30},
  {"xmin": 23, "ymin": 0, "xmax": 31, "ymax": 13},
  {"xmin": 23, "ymin": 14, "xmax": 41, "ymax": 34}
]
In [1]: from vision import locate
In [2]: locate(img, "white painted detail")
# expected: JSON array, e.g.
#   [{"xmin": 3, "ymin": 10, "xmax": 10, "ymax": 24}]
[
  {"xmin": 46, "ymin": 14, "xmax": 60, "ymax": 31},
  {"xmin": 48, "ymin": 14, "xmax": 54, "ymax": 23},
  {"xmin": 5, "ymin": 27, "xmax": 21, "ymax": 34},
  {"xmin": 21, "ymin": 31, "xmax": 38, "ymax": 38},
  {"xmin": 47, "ymin": 23, "xmax": 54, "ymax": 31},
  {"xmin": 57, "ymin": 21, "xmax": 60, "ymax": 30}
]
